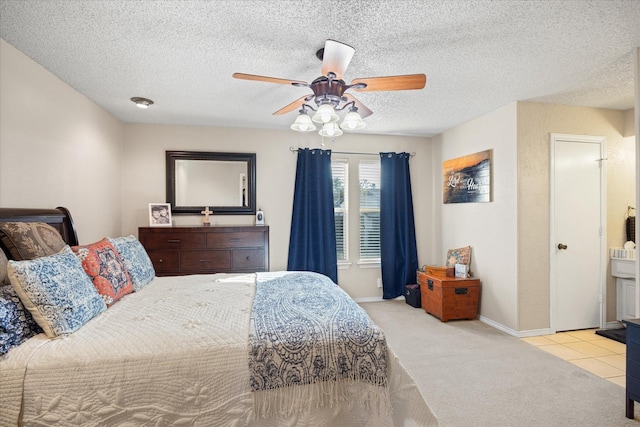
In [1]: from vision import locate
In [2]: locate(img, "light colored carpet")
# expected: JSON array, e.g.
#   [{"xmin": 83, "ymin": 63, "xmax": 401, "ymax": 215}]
[{"xmin": 360, "ymin": 300, "xmax": 638, "ymax": 427}]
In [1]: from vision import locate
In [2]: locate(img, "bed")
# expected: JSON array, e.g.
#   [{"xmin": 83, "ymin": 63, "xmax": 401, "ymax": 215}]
[{"xmin": 0, "ymin": 207, "xmax": 438, "ymax": 426}]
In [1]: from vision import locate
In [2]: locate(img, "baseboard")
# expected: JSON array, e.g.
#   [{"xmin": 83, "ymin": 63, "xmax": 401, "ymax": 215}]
[
  {"xmin": 357, "ymin": 301, "xmax": 620, "ymax": 336},
  {"xmin": 355, "ymin": 297, "xmax": 384, "ymax": 303},
  {"xmin": 606, "ymin": 320, "xmax": 624, "ymax": 329},
  {"xmin": 512, "ymin": 327, "xmax": 555, "ymax": 338},
  {"xmin": 478, "ymin": 315, "xmax": 623, "ymax": 337},
  {"xmin": 356, "ymin": 303, "xmax": 551, "ymax": 338},
  {"xmin": 357, "ymin": 301, "xmax": 538, "ymax": 337},
  {"xmin": 354, "ymin": 296, "xmax": 403, "ymax": 303},
  {"xmin": 478, "ymin": 315, "xmax": 553, "ymax": 338},
  {"xmin": 355, "ymin": 303, "xmax": 554, "ymax": 337}
]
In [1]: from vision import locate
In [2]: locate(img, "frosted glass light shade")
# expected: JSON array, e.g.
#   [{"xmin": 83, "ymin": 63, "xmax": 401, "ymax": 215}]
[
  {"xmin": 291, "ymin": 113, "xmax": 317, "ymax": 132},
  {"xmin": 319, "ymin": 122, "xmax": 343, "ymax": 137},
  {"xmin": 312, "ymin": 104, "xmax": 339, "ymax": 123},
  {"xmin": 340, "ymin": 110, "xmax": 366, "ymax": 130}
]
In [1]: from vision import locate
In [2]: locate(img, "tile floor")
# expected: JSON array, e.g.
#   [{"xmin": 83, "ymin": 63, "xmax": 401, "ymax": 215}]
[{"xmin": 522, "ymin": 329, "xmax": 626, "ymax": 387}]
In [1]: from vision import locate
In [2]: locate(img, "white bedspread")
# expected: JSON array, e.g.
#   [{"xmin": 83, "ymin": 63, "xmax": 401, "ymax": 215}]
[{"xmin": 0, "ymin": 273, "xmax": 437, "ymax": 426}]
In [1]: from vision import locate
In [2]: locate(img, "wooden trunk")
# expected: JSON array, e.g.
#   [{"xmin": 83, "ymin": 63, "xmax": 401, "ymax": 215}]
[{"xmin": 417, "ymin": 271, "xmax": 480, "ymax": 322}]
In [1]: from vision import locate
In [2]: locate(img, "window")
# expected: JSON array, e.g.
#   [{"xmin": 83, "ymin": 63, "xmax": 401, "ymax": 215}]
[
  {"xmin": 359, "ymin": 160, "xmax": 380, "ymax": 261},
  {"xmin": 332, "ymin": 159, "xmax": 348, "ymax": 262},
  {"xmin": 332, "ymin": 157, "xmax": 381, "ymax": 266}
]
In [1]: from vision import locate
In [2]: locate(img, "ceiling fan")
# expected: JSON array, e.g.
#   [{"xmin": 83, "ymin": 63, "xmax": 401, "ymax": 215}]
[{"xmin": 232, "ymin": 39, "xmax": 426, "ymax": 137}]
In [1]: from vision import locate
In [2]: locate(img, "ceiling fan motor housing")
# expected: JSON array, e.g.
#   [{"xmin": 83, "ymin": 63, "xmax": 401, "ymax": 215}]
[{"xmin": 310, "ymin": 76, "xmax": 347, "ymax": 107}]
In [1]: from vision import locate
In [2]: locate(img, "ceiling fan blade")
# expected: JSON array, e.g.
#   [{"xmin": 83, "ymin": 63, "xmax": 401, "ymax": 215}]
[
  {"xmin": 321, "ymin": 40, "xmax": 355, "ymax": 80},
  {"xmin": 232, "ymin": 73, "xmax": 307, "ymax": 86},
  {"xmin": 351, "ymin": 74, "xmax": 427, "ymax": 91},
  {"xmin": 343, "ymin": 94, "xmax": 373, "ymax": 118},
  {"xmin": 272, "ymin": 95, "xmax": 312, "ymax": 115}
]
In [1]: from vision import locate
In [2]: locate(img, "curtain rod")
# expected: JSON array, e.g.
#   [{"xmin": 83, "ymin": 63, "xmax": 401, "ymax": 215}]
[{"xmin": 289, "ymin": 147, "xmax": 415, "ymax": 157}]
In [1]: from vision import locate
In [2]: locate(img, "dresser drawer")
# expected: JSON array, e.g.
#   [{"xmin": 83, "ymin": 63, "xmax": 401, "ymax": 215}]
[
  {"xmin": 207, "ymin": 231, "xmax": 265, "ymax": 248},
  {"xmin": 142, "ymin": 232, "xmax": 205, "ymax": 250},
  {"xmin": 147, "ymin": 251, "xmax": 178, "ymax": 272},
  {"xmin": 181, "ymin": 250, "xmax": 231, "ymax": 271},
  {"xmin": 232, "ymin": 249, "xmax": 265, "ymax": 269}
]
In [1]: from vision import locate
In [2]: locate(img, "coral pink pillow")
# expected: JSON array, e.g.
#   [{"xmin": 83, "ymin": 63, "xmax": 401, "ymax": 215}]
[{"xmin": 72, "ymin": 238, "xmax": 133, "ymax": 306}]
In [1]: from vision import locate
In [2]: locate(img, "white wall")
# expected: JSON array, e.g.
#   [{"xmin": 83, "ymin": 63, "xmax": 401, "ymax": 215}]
[
  {"xmin": 517, "ymin": 102, "xmax": 628, "ymax": 330},
  {"xmin": 121, "ymin": 124, "xmax": 432, "ymax": 299},
  {"xmin": 431, "ymin": 103, "xmax": 519, "ymax": 330},
  {"xmin": 0, "ymin": 36, "xmax": 433, "ymax": 300},
  {"xmin": 431, "ymin": 100, "xmax": 630, "ymax": 334},
  {"xmin": 4, "ymin": 33, "xmax": 633, "ymax": 316},
  {"xmin": 0, "ymin": 38, "xmax": 124, "ymax": 244}
]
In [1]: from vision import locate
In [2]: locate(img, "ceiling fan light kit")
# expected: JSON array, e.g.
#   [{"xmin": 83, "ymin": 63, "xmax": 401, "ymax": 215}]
[
  {"xmin": 311, "ymin": 103, "xmax": 339, "ymax": 124},
  {"xmin": 290, "ymin": 109, "xmax": 317, "ymax": 132},
  {"xmin": 319, "ymin": 122, "xmax": 343, "ymax": 138},
  {"xmin": 340, "ymin": 108, "xmax": 366, "ymax": 130},
  {"xmin": 233, "ymin": 39, "xmax": 426, "ymax": 139}
]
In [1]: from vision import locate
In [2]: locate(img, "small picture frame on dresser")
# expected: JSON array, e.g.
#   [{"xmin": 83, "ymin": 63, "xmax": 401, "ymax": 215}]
[{"xmin": 149, "ymin": 203, "xmax": 172, "ymax": 227}]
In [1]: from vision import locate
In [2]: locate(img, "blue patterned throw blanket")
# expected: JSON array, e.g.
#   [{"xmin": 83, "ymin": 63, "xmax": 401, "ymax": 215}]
[{"xmin": 249, "ymin": 272, "xmax": 389, "ymax": 416}]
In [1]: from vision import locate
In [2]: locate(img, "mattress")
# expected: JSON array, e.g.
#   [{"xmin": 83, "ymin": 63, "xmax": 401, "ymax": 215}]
[{"xmin": 0, "ymin": 272, "xmax": 437, "ymax": 426}]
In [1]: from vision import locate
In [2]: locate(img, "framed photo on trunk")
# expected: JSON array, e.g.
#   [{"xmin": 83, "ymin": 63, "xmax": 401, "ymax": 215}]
[{"xmin": 149, "ymin": 203, "xmax": 172, "ymax": 226}]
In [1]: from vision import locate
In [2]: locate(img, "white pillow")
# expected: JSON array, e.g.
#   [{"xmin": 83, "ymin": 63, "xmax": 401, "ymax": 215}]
[{"xmin": 7, "ymin": 246, "xmax": 106, "ymax": 337}]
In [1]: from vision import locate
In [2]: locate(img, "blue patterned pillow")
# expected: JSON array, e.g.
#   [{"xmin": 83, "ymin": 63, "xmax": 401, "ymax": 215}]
[
  {"xmin": 0, "ymin": 284, "xmax": 42, "ymax": 355},
  {"xmin": 7, "ymin": 246, "xmax": 106, "ymax": 338},
  {"xmin": 108, "ymin": 235, "xmax": 155, "ymax": 291}
]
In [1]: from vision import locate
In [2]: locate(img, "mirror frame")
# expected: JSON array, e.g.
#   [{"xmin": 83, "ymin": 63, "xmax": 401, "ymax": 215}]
[{"xmin": 166, "ymin": 151, "xmax": 256, "ymax": 215}]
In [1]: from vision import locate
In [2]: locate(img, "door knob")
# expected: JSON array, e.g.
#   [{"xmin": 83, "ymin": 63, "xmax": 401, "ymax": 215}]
[{"xmin": 557, "ymin": 243, "xmax": 568, "ymax": 250}]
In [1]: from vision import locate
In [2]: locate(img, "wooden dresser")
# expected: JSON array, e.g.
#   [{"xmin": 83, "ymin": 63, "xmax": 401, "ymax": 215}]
[
  {"xmin": 138, "ymin": 226, "xmax": 269, "ymax": 276},
  {"xmin": 417, "ymin": 271, "xmax": 480, "ymax": 322}
]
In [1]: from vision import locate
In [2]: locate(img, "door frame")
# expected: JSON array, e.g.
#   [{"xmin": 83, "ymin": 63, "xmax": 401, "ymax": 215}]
[{"xmin": 549, "ymin": 133, "xmax": 607, "ymax": 332}]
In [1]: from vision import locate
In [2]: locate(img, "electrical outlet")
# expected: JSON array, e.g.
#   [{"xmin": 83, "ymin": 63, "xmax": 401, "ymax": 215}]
[{"xmin": 377, "ymin": 278, "xmax": 382, "ymax": 288}]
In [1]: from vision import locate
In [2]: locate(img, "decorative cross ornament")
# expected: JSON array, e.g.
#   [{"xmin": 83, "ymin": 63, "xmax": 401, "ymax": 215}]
[{"xmin": 201, "ymin": 207, "xmax": 212, "ymax": 226}]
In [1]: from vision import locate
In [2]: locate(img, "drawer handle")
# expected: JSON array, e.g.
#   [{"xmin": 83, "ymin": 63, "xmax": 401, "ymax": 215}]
[
  {"xmin": 199, "ymin": 259, "xmax": 211, "ymax": 263},
  {"xmin": 167, "ymin": 239, "xmax": 181, "ymax": 243},
  {"xmin": 246, "ymin": 256, "xmax": 251, "ymax": 260},
  {"xmin": 158, "ymin": 259, "xmax": 164, "ymax": 263},
  {"xmin": 229, "ymin": 238, "xmax": 242, "ymax": 242},
  {"xmin": 455, "ymin": 287, "xmax": 468, "ymax": 295},
  {"xmin": 427, "ymin": 280, "xmax": 433, "ymax": 291}
]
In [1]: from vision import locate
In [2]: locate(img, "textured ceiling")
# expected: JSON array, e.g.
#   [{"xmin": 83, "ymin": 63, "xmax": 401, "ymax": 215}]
[{"xmin": 1, "ymin": 0, "xmax": 639, "ymax": 137}]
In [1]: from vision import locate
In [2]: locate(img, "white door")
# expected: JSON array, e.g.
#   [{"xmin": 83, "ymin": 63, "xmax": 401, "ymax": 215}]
[{"xmin": 551, "ymin": 134, "xmax": 605, "ymax": 332}]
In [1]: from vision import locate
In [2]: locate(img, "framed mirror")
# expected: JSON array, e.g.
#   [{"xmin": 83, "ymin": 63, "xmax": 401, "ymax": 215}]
[{"xmin": 166, "ymin": 151, "xmax": 256, "ymax": 215}]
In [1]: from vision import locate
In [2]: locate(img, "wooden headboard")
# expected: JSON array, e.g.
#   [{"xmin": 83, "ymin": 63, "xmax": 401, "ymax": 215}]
[{"xmin": 0, "ymin": 207, "xmax": 79, "ymax": 253}]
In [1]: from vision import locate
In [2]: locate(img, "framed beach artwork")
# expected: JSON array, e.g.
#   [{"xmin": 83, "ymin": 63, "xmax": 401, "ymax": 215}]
[
  {"xmin": 443, "ymin": 149, "xmax": 492, "ymax": 204},
  {"xmin": 149, "ymin": 203, "xmax": 172, "ymax": 226}
]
